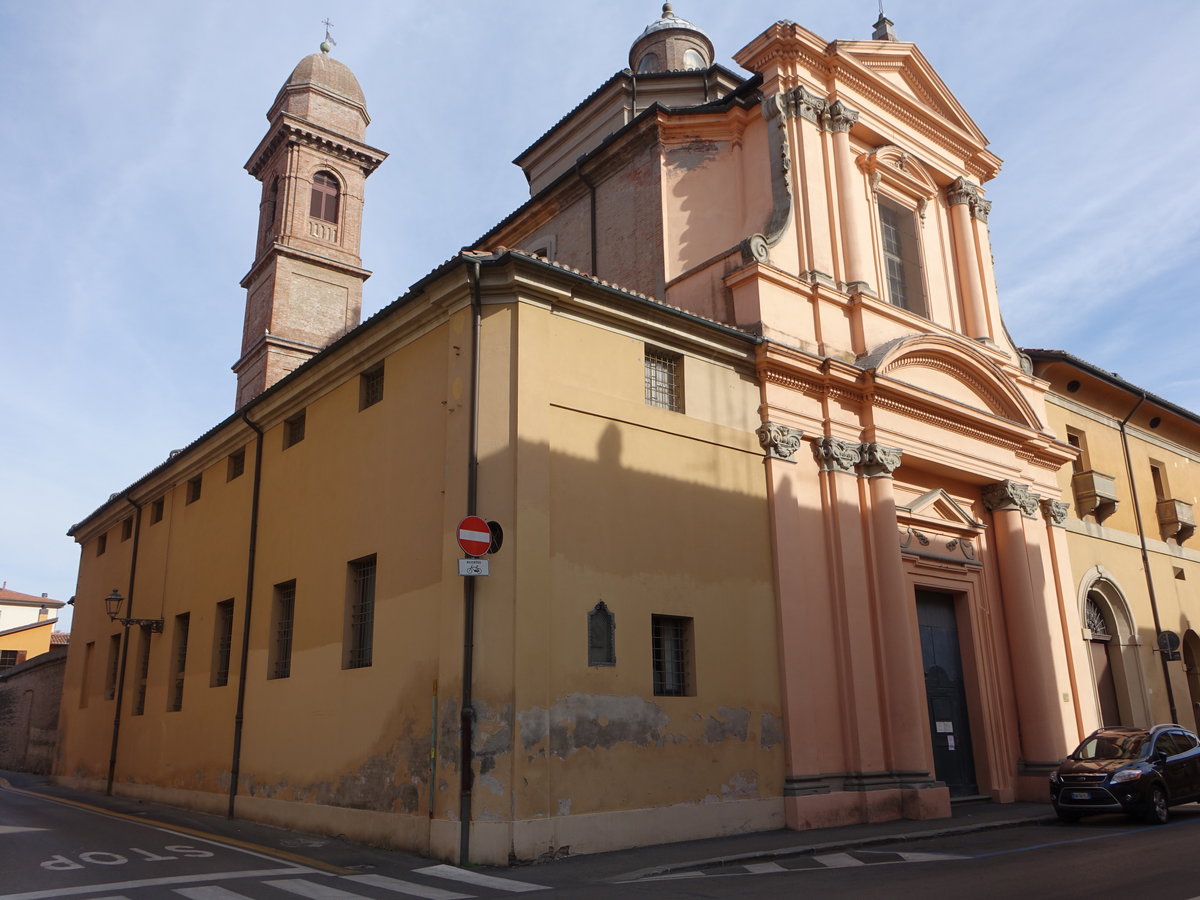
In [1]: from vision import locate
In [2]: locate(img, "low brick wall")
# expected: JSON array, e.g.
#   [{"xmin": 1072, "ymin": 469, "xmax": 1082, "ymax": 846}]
[{"xmin": 0, "ymin": 647, "xmax": 66, "ymax": 774}]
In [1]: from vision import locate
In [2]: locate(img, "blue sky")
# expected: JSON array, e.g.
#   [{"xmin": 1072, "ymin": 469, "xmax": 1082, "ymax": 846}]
[{"xmin": 4, "ymin": 1, "xmax": 1199, "ymax": 629}]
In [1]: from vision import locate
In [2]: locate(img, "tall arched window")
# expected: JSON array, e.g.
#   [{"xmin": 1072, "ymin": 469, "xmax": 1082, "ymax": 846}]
[{"xmin": 310, "ymin": 171, "xmax": 340, "ymax": 223}]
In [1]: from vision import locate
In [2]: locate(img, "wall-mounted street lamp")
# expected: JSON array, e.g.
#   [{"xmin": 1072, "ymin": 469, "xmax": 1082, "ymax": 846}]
[{"xmin": 103, "ymin": 589, "xmax": 164, "ymax": 632}]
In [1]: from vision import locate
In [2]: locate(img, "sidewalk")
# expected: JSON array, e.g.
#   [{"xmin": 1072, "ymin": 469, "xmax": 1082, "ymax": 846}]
[{"xmin": 0, "ymin": 769, "xmax": 1055, "ymax": 882}]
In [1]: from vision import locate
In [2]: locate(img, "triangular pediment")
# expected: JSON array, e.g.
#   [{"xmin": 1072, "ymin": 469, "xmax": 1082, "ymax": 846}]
[
  {"xmin": 900, "ymin": 489, "xmax": 983, "ymax": 531},
  {"xmin": 833, "ymin": 41, "xmax": 988, "ymax": 147}
]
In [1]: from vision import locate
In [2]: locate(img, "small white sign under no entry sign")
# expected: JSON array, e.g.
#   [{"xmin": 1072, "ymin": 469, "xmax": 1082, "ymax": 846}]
[{"xmin": 459, "ymin": 558, "xmax": 489, "ymax": 577}]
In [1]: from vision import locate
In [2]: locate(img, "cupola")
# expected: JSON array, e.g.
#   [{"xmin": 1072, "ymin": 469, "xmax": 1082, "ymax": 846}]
[{"xmin": 629, "ymin": 3, "xmax": 714, "ymax": 73}]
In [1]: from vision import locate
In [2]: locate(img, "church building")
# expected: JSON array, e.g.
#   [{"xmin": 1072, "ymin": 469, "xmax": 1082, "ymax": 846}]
[{"xmin": 59, "ymin": 8, "xmax": 1095, "ymax": 864}]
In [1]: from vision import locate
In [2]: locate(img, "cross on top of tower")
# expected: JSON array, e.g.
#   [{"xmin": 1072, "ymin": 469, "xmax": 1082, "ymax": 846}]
[{"xmin": 320, "ymin": 18, "xmax": 337, "ymax": 54}]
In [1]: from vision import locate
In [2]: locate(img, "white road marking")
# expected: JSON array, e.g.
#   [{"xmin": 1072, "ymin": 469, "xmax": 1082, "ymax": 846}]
[
  {"xmin": 0, "ymin": 825, "xmax": 48, "ymax": 834},
  {"xmin": 0, "ymin": 868, "xmax": 315, "ymax": 900},
  {"xmin": 414, "ymin": 864, "xmax": 545, "ymax": 892},
  {"xmin": 813, "ymin": 852, "xmax": 867, "ymax": 868},
  {"xmin": 263, "ymin": 879, "xmax": 373, "ymax": 898},
  {"xmin": 344, "ymin": 873, "xmax": 472, "ymax": 898},
  {"xmin": 744, "ymin": 861, "xmax": 787, "ymax": 873}
]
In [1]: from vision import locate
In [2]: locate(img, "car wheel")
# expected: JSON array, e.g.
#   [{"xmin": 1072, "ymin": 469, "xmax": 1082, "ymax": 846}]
[{"xmin": 1144, "ymin": 785, "xmax": 1169, "ymax": 825}]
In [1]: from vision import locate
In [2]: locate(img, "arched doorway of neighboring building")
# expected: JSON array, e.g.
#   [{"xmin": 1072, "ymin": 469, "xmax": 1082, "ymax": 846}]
[
  {"xmin": 1182, "ymin": 630, "xmax": 1200, "ymax": 733},
  {"xmin": 1085, "ymin": 594, "xmax": 1121, "ymax": 726},
  {"xmin": 1080, "ymin": 570, "xmax": 1149, "ymax": 728}
]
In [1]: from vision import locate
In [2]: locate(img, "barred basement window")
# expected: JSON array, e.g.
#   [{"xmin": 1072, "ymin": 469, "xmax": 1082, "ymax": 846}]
[
  {"xmin": 651, "ymin": 615, "xmax": 694, "ymax": 696},
  {"xmin": 132, "ymin": 627, "xmax": 152, "ymax": 715},
  {"xmin": 360, "ymin": 363, "xmax": 385, "ymax": 410},
  {"xmin": 168, "ymin": 613, "xmax": 190, "ymax": 711},
  {"xmin": 104, "ymin": 633, "xmax": 120, "ymax": 701},
  {"xmin": 344, "ymin": 555, "xmax": 376, "ymax": 669},
  {"xmin": 186, "ymin": 475, "xmax": 202, "ymax": 505},
  {"xmin": 211, "ymin": 599, "xmax": 234, "ymax": 687},
  {"xmin": 227, "ymin": 448, "xmax": 246, "ymax": 481},
  {"xmin": 284, "ymin": 410, "xmax": 306, "ymax": 449},
  {"xmin": 588, "ymin": 602, "xmax": 616, "ymax": 666},
  {"xmin": 644, "ymin": 347, "xmax": 683, "ymax": 412},
  {"xmin": 269, "ymin": 580, "xmax": 296, "ymax": 680}
]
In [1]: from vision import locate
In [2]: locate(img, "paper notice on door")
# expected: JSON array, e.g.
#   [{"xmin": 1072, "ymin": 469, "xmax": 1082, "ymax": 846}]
[
  {"xmin": 936, "ymin": 721, "xmax": 954, "ymax": 733},
  {"xmin": 947, "ymin": 735, "xmax": 956, "ymax": 750}
]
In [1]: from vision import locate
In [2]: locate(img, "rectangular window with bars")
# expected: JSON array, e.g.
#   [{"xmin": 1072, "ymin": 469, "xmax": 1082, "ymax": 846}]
[
  {"xmin": 644, "ymin": 347, "xmax": 683, "ymax": 412},
  {"xmin": 360, "ymin": 364, "xmax": 385, "ymax": 410},
  {"xmin": 651, "ymin": 615, "xmax": 694, "ymax": 697},
  {"xmin": 345, "ymin": 555, "xmax": 377, "ymax": 669},
  {"xmin": 133, "ymin": 627, "xmax": 152, "ymax": 715},
  {"xmin": 284, "ymin": 411, "xmax": 306, "ymax": 449},
  {"xmin": 168, "ymin": 613, "xmax": 190, "ymax": 711},
  {"xmin": 0, "ymin": 649, "xmax": 20, "ymax": 672},
  {"xmin": 269, "ymin": 580, "xmax": 296, "ymax": 680},
  {"xmin": 211, "ymin": 599, "xmax": 234, "ymax": 687},
  {"xmin": 227, "ymin": 448, "xmax": 246, "ymax": 481}
]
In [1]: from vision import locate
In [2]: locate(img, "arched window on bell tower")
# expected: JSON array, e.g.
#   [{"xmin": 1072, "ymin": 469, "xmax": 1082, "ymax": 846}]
[{"xmin": 310, "ymin": 171, "xmax": 340, "ymax": 223}]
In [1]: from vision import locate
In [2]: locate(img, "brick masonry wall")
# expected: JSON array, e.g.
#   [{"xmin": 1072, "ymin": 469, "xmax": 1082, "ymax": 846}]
[{"xmin": 0, "ymin": 648, "xmax": 66, "ymax": 774}]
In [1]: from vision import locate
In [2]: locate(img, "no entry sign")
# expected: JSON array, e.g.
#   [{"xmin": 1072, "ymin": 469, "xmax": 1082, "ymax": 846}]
[{"xmin": 457, "ymin": 516, "xmax": 492, "ymax": 557}]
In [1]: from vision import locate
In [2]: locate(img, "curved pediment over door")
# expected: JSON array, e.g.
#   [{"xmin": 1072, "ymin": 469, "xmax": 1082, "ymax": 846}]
[{"xmin": 858, "ymin": 333, "xmax": 1042, "ymax": 430}]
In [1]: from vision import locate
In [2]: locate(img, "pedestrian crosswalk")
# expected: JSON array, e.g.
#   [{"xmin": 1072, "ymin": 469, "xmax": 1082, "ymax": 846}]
[
  {"xmin": 624, "ymin": 848, "xmax": 967, "ymax": 882},
  {"xmin": 6, "ymin": 866, "xmax": 548, "ymax": 900}
]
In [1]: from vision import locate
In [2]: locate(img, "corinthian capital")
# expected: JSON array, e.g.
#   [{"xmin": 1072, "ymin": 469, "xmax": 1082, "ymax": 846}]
[
  {"xmin": 948, "ymin": 176, "xmax": 991, "ymax": 221},
  {"xmin": 788, "ymin": 85, "xmax": 828, "ymax": 124},
  {"xmin": 823, "ymin": 99, "xmax": 860, "ymax": 133},
  {"xmin": 1041, "ymin": 499, "xmax": 1070, "ymax": 527},
  {"xmin": 982, "ymin": 480, "xmax": 1041, "ymax": 519},
  {"xmin": 860, "ymin": 442, "xmax": 903, "ymax": 478},
  {"xmin": 813, "ymin": 436, "xmax": 863, "ymax": 473},
  {"xmin": 756, "ymin": 422, "xmax": 804, "ymax": 461}
]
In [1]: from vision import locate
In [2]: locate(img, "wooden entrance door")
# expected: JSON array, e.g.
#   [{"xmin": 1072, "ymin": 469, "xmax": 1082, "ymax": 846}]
[{"xmin": 917, "ymin": 590, "xmax": 978, "ymax": 797}]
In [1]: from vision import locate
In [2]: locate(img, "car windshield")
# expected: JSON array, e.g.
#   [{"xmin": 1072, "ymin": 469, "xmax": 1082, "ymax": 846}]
[{"xmin": 1073, "ymin": 733, "xmax": 1149, "ymax": 761}]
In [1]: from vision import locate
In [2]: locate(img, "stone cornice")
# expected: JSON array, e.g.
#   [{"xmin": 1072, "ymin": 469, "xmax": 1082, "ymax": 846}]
[{"xmin": 245, "ymin": 113, "xmax": 388, "ymax": 179}]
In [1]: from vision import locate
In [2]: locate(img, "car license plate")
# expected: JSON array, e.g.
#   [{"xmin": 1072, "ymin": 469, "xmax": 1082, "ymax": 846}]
[{"xmin": 1069, "ymin": 791, "xmax": 1090, "ymax": 800}]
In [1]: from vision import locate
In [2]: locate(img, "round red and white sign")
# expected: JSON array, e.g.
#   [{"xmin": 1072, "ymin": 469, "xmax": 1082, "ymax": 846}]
[{"xmin": 457, "ymin": 516, "xmax": 492, "ymax": 557}]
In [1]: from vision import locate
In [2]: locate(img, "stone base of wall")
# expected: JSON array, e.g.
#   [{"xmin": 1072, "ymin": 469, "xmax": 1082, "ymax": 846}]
[
  {"xmin": 52, "ymin": 775, "xmax": 783, "ymax": 867},
  {"xmin": 784, "ymin": 784, "xmax": 951, "ymax": 831}
]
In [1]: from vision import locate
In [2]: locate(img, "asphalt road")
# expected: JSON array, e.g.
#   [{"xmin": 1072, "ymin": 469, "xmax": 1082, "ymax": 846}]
[{"xmin": 5, "ymin": 779, "xmax": 1200, "ymax": 899}]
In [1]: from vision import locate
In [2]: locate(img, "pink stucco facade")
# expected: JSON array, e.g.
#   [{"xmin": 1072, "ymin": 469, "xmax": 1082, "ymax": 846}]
[{"xmin": 479, "ymin": 17, "xmax": 1090, "ymax": 827}]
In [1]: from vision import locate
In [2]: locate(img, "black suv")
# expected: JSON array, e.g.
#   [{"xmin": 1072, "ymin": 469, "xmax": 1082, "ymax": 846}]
[{"xmin": 1051, "ymin": 724, "xmax": 1200, "ymax": 823}]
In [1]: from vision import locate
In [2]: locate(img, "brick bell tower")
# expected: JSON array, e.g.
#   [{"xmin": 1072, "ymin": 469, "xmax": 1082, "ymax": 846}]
[{"xmin": 233, "ymin": 39, "xmax": 387, "ymax": 408}]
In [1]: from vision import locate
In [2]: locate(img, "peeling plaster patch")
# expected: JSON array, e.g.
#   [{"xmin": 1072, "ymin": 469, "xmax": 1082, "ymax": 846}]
[
  {"xmin": 557, "ymin": 797, "xmax": 571, "ymax": 816},
  {"xmin": 721, "ymin": 770, "xmax": 760, "ymax": 800},
  {"xmin": 473, "ymin": 701, "xmax": 514, "ymax": 779},
  {"xmin": 759, "ymin": 713, "xmax": 785, "ymax": 750},
  {"xmin": 525, "ymin": 694, "xmax": 673, "ymax": 759},
  {"xmin": 703, "ymin": 707, "xmax": 750, "ymax": 744},
  {"xmin": 479, "ymin": 772, "xmax": 504, "ymax": 798}
]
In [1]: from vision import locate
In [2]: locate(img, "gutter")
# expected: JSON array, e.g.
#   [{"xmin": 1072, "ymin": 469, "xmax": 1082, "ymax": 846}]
[
  {"xmin": 106, "ymin": 498, "xmax": 142, "ymax": 795},
  {"xmin": 228, "ymin": 412, "xmax": 265, "ymax": 817},
  {"xmin": 458, "ymin": 258, "xmax": 483, "ymax": 865},
  {"xmin": 1118, "ymin": 393, "xmax": 1179, "ymax": 723}
]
